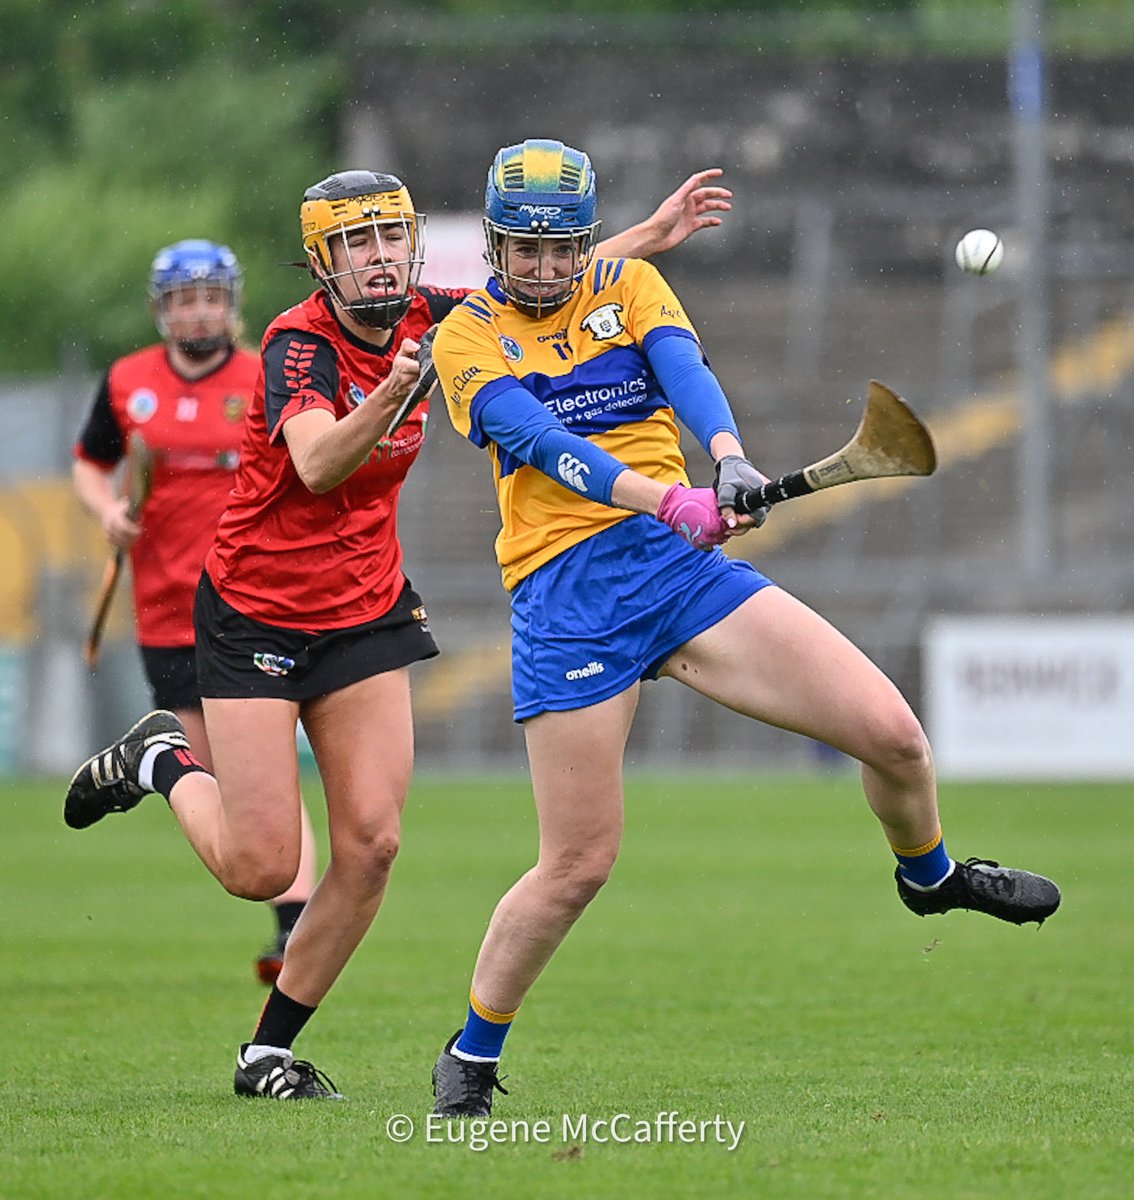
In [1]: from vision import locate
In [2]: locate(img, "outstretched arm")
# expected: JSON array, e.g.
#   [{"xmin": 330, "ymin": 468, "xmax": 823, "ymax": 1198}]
[
  {"xmin": 596, "ymin": 168, "xmax": 732, "ymax": 259},
  {"xmin": 475, "ymin": 382, "xmax": 754, "ymax": 550}
]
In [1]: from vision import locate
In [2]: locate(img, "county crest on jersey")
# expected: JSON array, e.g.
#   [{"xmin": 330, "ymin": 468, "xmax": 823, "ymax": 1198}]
[{"xmin": 436, "ymin": 257, "xmax": 700, "ymax": 591}]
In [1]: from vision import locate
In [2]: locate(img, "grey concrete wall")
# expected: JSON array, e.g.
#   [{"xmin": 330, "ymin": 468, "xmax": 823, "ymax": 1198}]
[{"xmin": 349, "ymin": 54, "xmax": 1134, "ymax": 277}]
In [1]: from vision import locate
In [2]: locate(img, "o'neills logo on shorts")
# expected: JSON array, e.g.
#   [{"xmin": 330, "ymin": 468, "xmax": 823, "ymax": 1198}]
[
  {"xmin": 253, "ymin": 652, "xmax": 295, "ymax": 677},
  {"xmin": 565, "ymin": 661, "xmax": 605, "ymax": 682}
]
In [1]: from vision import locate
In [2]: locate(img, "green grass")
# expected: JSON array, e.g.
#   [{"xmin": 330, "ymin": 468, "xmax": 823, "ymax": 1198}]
[{"xmin": 2, "ymin": 773, "xmax": 1132, "ymax": 1198}]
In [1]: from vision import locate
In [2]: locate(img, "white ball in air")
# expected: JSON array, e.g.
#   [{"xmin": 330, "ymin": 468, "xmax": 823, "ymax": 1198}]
[{"xmin": 955, "ymin": 228, "xmax": 1004, "ymax": 276}]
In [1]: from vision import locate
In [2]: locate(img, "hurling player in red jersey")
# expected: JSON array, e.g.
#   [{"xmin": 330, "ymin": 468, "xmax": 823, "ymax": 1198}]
[
  {"xmin": 63, "ymin": 168, "xmax": 735, "ymax": 1099},
  {"xmin": 72, "ymin": 239, "xmax": 317, "ymax": 985}
]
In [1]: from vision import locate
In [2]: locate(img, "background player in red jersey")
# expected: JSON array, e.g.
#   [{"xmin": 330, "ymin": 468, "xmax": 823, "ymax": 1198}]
[
  {"xmin": 63, "ymin": 169, "xmax": 739, "ymax": 1100},
  {"xmin": 72, "ymin": 240, "xmax": 317, "ymax": 984}
]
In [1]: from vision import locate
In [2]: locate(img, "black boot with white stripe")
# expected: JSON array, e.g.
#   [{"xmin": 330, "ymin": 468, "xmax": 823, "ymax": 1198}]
[
  {"xmin": 234, "ymin": 1044, "xmax": 344, "ymax": 1100},
  {"xmin": 64, "ymin": 710, "xmax": 190, "ymax": 830}
]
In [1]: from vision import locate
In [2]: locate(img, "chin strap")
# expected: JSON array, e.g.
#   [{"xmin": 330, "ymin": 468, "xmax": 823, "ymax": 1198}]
[{"xmin": 176, "ymin": 335, "xmax": 234, "ymax": 359}]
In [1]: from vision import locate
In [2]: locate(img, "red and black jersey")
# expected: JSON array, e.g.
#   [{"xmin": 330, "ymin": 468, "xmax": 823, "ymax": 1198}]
[
  {"xmin": 74, "ymin": 344, "xmax": 255, "ymax": 647},
  {"xmin": 205, "ymin": 286, "xmax": 466, "ymax": 630}
]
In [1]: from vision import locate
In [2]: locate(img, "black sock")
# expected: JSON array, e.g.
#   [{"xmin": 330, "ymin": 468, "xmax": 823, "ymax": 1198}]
[
  {"xmin": 273, "ymin": 900, "xmax": 305, "ymax": 939},
  {"xmin": 253, "ymin": 985, "xmax": 316, "ymax": 1050},
  {"xmin": 151, "ymin": 746, "xmax": 208, "ymax": 799}
]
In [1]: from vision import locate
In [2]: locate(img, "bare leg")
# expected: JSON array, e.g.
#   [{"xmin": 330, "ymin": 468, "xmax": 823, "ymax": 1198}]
[
  {"xmin": 660, "ymin": 586, "xmax": 938, "ymax": 849},
  {"xmin": 174, "ymin": 707, "xmax": 212, "ymax": 770},
  {"xmin": 272, "ymin": 803, "xmax": 317, "ymax": 904},
  {"xmin": 176, "ymin": 705, "xmax": 317, "ymax": 905},
  {"xmin": 274, "ymin": 669, "xmax": 414, "ymax": 1006},
  {"xmin": 168, "ymin": 698, "xmax": 306, "ymax": 900},
  {"xmin": 168, "ymin": 671, "xmax": 412, "ymax": 1006},
  {"xmin": 469, "ymin": 687, "xmax": 638, "ymax": 1014}
]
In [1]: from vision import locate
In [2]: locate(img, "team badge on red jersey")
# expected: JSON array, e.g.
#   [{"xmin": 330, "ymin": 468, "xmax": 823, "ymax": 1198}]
[
  {"xmin": 224, "ymin": 394, "xmax": 247, "ymax": 422},
  {"xmin": 126, "ymin": 388, "xmax": 158, "ymax": 422}
]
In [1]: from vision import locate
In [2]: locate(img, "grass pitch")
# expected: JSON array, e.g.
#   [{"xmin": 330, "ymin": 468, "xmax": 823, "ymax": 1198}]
[{"xmin": 2, "ymin": 772, "xmax": 1131, "ymax": 1198}]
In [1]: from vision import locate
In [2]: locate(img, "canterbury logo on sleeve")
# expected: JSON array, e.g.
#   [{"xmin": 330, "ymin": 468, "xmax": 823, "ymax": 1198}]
[{"xmin": 557, "ymin": 453, "xmax": 591, "ymax": 493}]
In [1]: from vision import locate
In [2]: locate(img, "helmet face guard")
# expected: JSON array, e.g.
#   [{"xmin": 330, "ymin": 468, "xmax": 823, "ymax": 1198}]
[
  {"xmin": 301, "ymin": 171, "xmax": 425, "ymax": 330},
  {"xmin": 483, "ymin": 139, "xmax": 601, "ymax": 317},
  {"xmin": 149, "ymin": 239, "xmax": 242, "ymax": 357}
]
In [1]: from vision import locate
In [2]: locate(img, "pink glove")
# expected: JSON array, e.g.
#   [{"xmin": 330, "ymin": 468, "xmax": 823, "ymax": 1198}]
[{"xmin": 656, "ymin": 483, "xmax": 728, "ymax": 550}]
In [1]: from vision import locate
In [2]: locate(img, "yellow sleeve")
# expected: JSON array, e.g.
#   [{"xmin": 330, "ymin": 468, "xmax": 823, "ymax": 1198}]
[
  {"xmin": 619, "ymin": 258, "xmax": 702, "ymax": 347},
  {"xmin": 434, "ymin": 301, "xmax": 511, "ymax": 447}
]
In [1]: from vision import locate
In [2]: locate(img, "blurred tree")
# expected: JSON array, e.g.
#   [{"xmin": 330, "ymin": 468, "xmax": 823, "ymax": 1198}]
[
  {"xmin": 416, "ymin": 0, "xmax": 915, "ymax": 10},
  {"xmin": 0, "ymin": 0, "xmax": 349, "ymax": 372},
  {"xmin": 0, "ymin": 0, "xmax": 1123, "ymax": 371}
]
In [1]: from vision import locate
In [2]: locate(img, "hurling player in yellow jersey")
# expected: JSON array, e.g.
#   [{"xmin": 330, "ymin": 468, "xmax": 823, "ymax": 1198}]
[{"xmin": 429, "ymin": 138, "xmax": 1061, "ymax": 1117}]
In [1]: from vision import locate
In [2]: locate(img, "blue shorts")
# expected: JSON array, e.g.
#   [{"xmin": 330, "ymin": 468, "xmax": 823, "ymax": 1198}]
[{"xmin": 510, "ymin": 514, "xmax": 774, "ymax": 721}]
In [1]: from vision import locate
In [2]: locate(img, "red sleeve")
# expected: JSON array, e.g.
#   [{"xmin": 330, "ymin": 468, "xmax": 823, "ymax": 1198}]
[{"xmin": 419, "ymin": 285, "xmax": 472, "ymax": 325}]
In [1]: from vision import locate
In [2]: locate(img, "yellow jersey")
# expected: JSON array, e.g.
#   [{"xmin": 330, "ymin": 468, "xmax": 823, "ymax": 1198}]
[{"xmin": 435, "ymin": 257, "xmax": 702, "ymax": 590}]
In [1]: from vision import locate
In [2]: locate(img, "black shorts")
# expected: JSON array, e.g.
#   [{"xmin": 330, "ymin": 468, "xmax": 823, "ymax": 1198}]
[
  {"xmin": 194, "ymin": 572, "xmax": 439, "ymax": 701},
  {"xmin": 140, "ymin": 645, "xmax": 202, "ymax": 711}
]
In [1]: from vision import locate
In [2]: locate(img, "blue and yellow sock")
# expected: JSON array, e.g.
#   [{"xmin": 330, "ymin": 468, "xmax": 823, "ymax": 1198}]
[
  {"xmin": 453, "ymin": 990, "xmax": 517, "ymax": 1062},
  {"xmin": 892, "ymin": 830, "xmax": 953, "ymax": 889}
]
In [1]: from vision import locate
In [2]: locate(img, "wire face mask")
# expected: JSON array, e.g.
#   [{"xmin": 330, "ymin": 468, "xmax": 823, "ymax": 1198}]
[
  {"xmin": 149, "ymin": 239, "xmax": 242, "ymax": 357},
  {"xmin": 482, "ymin": 139, "xmax": 601, "ymax": 317},
  {"xmin": 318, "ymin": 212, "xmax": 425, "ymax": 329},
  {"xmin": 301, "ymin": 171, "xmax": 426, "ymax": 329},
  {"xmin": 485, "ymin": 226, "xmax": 596, "ymax": 317}
]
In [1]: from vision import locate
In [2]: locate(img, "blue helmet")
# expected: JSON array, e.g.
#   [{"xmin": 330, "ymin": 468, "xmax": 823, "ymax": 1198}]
[
  {"xmin": 149, "ymin": 239, "xmax": 241, "ymax": 299},
  {"xmin": 483, "ymin": 139, "xmax": 601, "ymax": 315},
  {"xmin": 148, "ymin": 240, "xmax": 242, "ymax": 355}
]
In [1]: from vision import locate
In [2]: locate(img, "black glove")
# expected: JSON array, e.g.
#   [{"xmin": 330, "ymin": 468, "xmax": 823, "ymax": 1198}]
[{"xmin": 714, "ymin": 455, "xmax": 769, "ymax": 528}]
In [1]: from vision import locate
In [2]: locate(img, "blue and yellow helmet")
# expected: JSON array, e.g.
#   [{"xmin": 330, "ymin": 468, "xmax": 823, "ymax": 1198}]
[{"xmin": 483, "ymin": 139, "xmax": 601, "ymax": 316}]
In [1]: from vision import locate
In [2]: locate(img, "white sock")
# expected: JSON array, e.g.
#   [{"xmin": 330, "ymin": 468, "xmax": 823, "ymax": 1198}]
[
  {"xmin": 900, "ymin": 860, "xmax": 956, "ymax": 892},
  {"xmin": 137, "ymin": 744, "xmax": 176, "ymax": 792},
  {"xmin": 450, "ymin": 1046, "xmax": 500, "ymax": 1064},
  {"xmin": 241, "ymin": 1043, "xmax": 293, "ymax": 1065}
]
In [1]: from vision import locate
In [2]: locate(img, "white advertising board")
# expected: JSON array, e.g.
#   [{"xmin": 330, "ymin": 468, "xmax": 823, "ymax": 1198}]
[
  {"xmin": 924, "ymin": 616, "xmax": 1134, "ymax": 779},
  {"xmin": 420, "ymin": 213, "xmax": 487, "ymax": 290}
]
